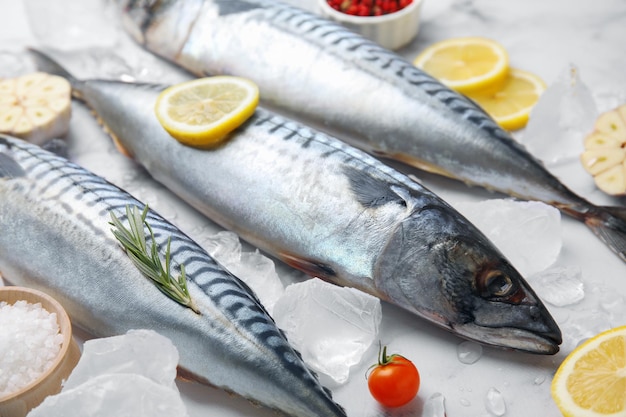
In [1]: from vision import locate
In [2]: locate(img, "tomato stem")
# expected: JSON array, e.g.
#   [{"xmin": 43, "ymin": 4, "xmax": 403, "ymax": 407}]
[
  {"xmin": 380, "ymin": 344, "xmax": 388, "ymax": 364},
  {"xmin": 366, "ymin": 341, "xmax": 403, "ymax": 379},
  {"xmin": 379, "ymin": 342, "xmax": 405, "ymax": 365}
]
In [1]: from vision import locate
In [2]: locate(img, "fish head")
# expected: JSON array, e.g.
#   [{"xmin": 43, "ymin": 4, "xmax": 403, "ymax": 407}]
[
  {"xmin": 374, "ymin": 203, "xmax": 562, "ymax": 354},
  {"xmin": 116, "ymin": 0, "xmax": 203, "ymax": 60}
]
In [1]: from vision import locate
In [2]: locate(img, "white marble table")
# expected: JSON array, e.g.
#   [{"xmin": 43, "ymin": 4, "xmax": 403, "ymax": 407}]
[{"xmin": 1, "ymin": 1, "xmax": 625, "ymax": 417}]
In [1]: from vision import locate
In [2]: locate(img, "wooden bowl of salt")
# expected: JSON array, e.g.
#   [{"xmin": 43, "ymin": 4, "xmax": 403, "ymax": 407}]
[{"xmin": 0, "ymin": 286, "xmax": 81, "ymax": 417}]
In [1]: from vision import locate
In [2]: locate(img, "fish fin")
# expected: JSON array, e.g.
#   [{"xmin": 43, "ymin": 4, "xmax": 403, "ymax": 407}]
[
  {"xmin": 586, "ymin": 206, "xmax": 626, "ymax": 262},
  {"xmin": 343, "ymin": 165, "xmax": 407, "ymax": 208},
  {"xmin": 28, "ymin": 49, "xmax": 138, "ymax": 159},
  {"xmin": 27, "ymin": 48, "xmax": 83, "ymax": 98},
  {"xmin": 279, "ymin": 252, "xmax": 336, "ymax": 279},
  {"xmin": 0, "ymin": 152, "xmax": 26, "ymax": 178},
  {"xmin": 98, "ymin": 114, "xmax": 134, "ymax": 159},
  {"xmin": 176, "ymin": 366, "xmax": 216, "ymax": 387}
]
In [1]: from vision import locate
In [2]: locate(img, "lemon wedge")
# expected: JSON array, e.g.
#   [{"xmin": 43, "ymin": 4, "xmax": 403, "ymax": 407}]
[
  {"xmin": 466, "ymin": 68, "xmax": 546, "ymax": 131},
  {"xmin": 413, "ymin": 37, "xmax": 509, "ymax": 95},
  {"xmin": 154, "ymin": 76, "xmax": 259, "ymax": 148},
  {"xmin": 580, "ymin": 104, "xmax": 626, "ymax": 195},
  {"xmin": 551, "ymin": 325, "xmax": 626, "ymax": 417}
]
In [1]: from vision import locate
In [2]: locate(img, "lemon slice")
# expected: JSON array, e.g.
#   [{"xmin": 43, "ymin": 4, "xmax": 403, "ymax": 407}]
[
  {"xmin": 155, "ymin": 76, "xmax": 259, "ymax": 148},
  {"xmin": 413, "ymin": 37, "xmax": 509, "ymax": 95},
  {"xmin": 466, "ymin": 68, "xmax": 546, "ymax": 131},
  {"xmin": 551, "ymin": 325, "xmax": 626, "ymax": 417}
]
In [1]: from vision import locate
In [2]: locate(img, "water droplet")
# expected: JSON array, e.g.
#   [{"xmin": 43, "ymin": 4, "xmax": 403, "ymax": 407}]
[
  {"xmin": 533, "ymin": 375, "xmax": 546, "ymax": 385},
  {"xmin": 485, "ymin": 387, "xmax": 506, "ymax": 416},
  {"xmin": 600, "ymin": 292, "xmax": 624, "ymax": 313},
  {"xmin": 457, "ymin": 341, "xmax": 483, "ymax": 364},
  {"xmin": 460, "ymin": 398, "xmax": 471, "ymax": 407},
  {"xmin": 423, "ymin": 393, "xmax": 446, "ymax": 417}
]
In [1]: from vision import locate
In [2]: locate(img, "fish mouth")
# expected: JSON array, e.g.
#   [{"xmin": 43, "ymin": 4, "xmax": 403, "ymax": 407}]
[{"xmin": 452, "ymin": 322, "xmax": 561, "ymax": 354}]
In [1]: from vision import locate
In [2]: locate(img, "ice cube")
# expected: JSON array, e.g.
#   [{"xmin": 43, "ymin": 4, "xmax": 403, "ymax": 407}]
[
  {"xmin": 527, "ymin": 265, "xmax": 584, "ymax": 307},
  {"xmin": 28, "ymin": 374, "xmax": 189, "ymax": 417},
  {"xmin": 23, "ymin": 0, "xmax": 120, "ymax": 51},
  {"xmin": 0, "ymin": 50, "xmax": 35, "ymax": 79},
  {"xmin": 521, "ymin": 64, "xmax": 598, "ymax": 166},
  {"xmin": 204, "ymin": 231, "xmax": 244, "ymax": 267},
  {"xmin": 204, "ymin": 231, "xmax": 284, "ymax": 314},
  {"xmin": 27, "ymin": 329, "xmax": 188, "ymax": 417},
  {"xmin": 233, "ymin": 250, "xmax": 285, "ymax": 314},
  {"xmin": 454, "ymin": 199, "xmax": 562, "ymax": 276},
  {"xmin": 272, "ymin": 278, "xmax": 382, "ymax": 384},
  {"xmin": 63, "ymin": 329, "xmax": 179, "ymax": 390},
  {"xmin": 594, "ymin": 88, "xmax": 626, "ymax": 114}
]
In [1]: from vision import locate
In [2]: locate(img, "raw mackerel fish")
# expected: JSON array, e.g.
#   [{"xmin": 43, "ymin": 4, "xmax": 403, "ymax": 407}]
[
  {"xmin": 0, "ymin": 135, "xmax": 346, "ymax": 417},
  {"xmin": 31, "ymin": 50, "xmax": 562, "ymax": 354},
  {"xmin": 117, "ymin": 0, "xmax": 626, "ymax": 263}
]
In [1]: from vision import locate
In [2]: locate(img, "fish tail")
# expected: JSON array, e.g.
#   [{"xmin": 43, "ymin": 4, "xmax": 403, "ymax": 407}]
[
  {"xmin": 27, "ymin": 48, "xmax": 133, "ymax": 157},
  {"xmin": 28, "ymin": 48, "xmax": 84, "ymax": 99},
  {"xmin": 585, "ymin": 206, "xmax": 626, "ymax": 262}
]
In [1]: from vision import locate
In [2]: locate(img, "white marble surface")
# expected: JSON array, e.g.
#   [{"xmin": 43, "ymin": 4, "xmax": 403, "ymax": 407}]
[{"xmin": 1, "ymin": 1, "xmax": 626, "ymax": 417}]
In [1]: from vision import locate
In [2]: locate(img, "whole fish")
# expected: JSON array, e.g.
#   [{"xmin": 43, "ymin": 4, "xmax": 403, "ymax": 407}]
[
  {"xmin": 117, "ymin": 0, "xmax": 626, "ymax": 263},
  {"xmin": 0, "ymin": 135, "xmax": 346, "ymax": 417},
  {"xmin": 31, "ymin": 50, "xmax": 562, "ymax": 354}
]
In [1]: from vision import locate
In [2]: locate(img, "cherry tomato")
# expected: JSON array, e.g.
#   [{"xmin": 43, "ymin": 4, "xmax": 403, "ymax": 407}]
[{"xmin": 367, "ymin": 345, "xmax": 420, "ymax": 407}]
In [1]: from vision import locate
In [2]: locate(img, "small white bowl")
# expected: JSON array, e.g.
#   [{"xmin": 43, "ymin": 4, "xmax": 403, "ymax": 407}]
[{"xmin": 317, "ymin": 0, "xmax": 423, "ymax": 50}]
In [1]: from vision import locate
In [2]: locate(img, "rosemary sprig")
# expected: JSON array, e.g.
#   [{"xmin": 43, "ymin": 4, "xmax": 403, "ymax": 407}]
[{"xmin": 109, "ymin": 204, "xmax": 199, "ymax": 314}]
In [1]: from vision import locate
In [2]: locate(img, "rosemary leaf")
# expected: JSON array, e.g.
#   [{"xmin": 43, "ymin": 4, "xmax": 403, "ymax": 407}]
[{"xmin": 110, "ymin": 204, "xmax": 200, "ymax": 314}]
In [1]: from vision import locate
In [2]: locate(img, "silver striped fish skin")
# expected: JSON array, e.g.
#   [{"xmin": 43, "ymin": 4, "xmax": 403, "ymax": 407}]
[
  {"xmin": 30, "ymin": 50, "xmax": 562, "ymax": 354},
  {"xmin": 0, "ymin": 135, "xmax": 346, "ymax": 417},
  {"xmin": 117, "ymin": 0, "xmax": 626, "ymax": 263}
]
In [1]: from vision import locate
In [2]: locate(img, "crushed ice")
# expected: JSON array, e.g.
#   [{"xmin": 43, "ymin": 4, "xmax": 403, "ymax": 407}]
[
  {"xmin": 0, "ymin": 50, "xmax": 35, "ymax": 79},
  {"xmin": 202, "ymin": 233, "xmax": 383, "ymax": 383},
  {"xmin": 27, "ymin": 329, "xmax": 188, "ymax": 417},
  {"xmin": 272, "ymin": 278, "xmax": 382, "ymax": 384},
  {"xmin": 521, "ymin": 63, "xmax": 598, "ymax": 167},
  {"xmin": 527, "ymin": 265, "xmax": 584, "ymax": 307},
  {"xmin": 203, "ymin": 231, "xmax": 285, "ymax": 315}
]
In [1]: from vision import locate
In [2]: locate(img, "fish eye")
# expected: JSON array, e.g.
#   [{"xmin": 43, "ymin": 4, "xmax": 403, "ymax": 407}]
[{"xmin": 480, "ymin": 270, "xmax": 515, "ymax": 299}]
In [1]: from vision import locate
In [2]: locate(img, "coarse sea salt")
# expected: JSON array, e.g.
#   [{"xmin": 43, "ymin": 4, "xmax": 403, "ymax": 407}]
[{"xmin": 0, "ymin": 300, "xmax": 64, "ymax": 398}]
